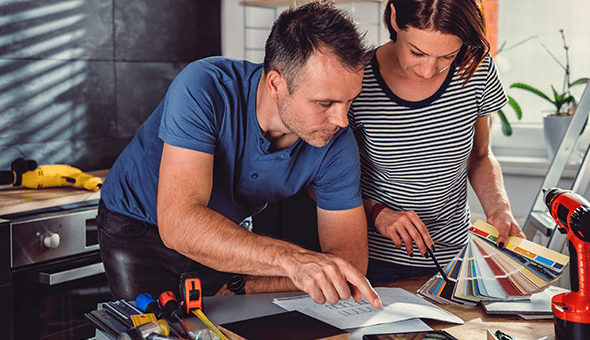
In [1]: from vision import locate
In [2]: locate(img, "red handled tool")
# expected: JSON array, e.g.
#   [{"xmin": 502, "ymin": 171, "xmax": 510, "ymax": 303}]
[
  {"xmin": 158, "ymin": 291, "xmax": 191, "ymax": 339},
  {"xmin": 544, "ymin": 188, "xmax": 590, "ymax": 340},
  {"xmin": 178, "ymin": 272, "xmax": 229, "ymax": 340},
  {"xmin": 179, "ymin": 272, "xmax": 203, "ymax": 315}
]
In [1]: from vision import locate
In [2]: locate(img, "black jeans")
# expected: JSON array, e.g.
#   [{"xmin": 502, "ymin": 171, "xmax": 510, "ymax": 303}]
[{"xmin": 97, "ymin": 200, "xmax": 234, "ymax": 301}]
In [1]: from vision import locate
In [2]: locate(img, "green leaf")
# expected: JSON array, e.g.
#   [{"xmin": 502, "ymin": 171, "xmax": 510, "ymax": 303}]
[
  {"xmin": 507, "ymin": 95, "xmax": 522, "ymax": 120},
  {"xmin": 570, "ymin": 77, "xmax": 589, "ymax": 87},
  {"xmin": 551, "ymin": 86, "xmax": 561, "ymax": 101},
  {"xmin": 497, "ymin": 109, "xmax": 513, "ymax": 136},
  {"xmin": 510, "ymin": 83, "xmax": 553, "ymax": 103},
  {"xmin": 551, "ymin": 86, "xmax": 568, "ymax": 112}
]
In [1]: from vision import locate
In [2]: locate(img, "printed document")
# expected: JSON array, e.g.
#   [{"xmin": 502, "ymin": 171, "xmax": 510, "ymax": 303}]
[{"xmin": 273, "ymin": 287, "xmax": 463, "ymax": 330}]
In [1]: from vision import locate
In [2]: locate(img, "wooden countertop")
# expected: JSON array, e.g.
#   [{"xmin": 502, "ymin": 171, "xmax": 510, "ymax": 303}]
[{"xmin": 0, "ymin": 169, "xmax": 108, "ymax": 216}]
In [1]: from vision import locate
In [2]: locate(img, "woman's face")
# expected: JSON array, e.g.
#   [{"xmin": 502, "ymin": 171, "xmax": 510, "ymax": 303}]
[{"xmin": 391, "ymin": 24, "xmax": 463, "ymax": 82}]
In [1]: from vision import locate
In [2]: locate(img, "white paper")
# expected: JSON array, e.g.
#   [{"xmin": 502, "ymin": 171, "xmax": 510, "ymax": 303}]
[
  {"xmin": 482, "ymin": 285, "xmax": 569, "ymax": 314},
  {"xmin": 273, "ymin": 287, "xmax": 464, "ymax": 330}
]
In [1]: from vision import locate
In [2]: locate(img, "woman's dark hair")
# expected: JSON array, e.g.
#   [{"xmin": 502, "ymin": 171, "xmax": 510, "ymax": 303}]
[
  {"xmin": 264, "ymin": 1, "xmax": 370, "ymax": 93},
  {"xmin": 384, "ymin": 0, "xmax": 489, "ymax": 82}
]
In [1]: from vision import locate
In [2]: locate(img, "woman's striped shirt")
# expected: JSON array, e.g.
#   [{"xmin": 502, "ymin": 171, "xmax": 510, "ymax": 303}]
[{"xmin": 348, "ymin": 54, "xmax": 507, "ymax": 267}]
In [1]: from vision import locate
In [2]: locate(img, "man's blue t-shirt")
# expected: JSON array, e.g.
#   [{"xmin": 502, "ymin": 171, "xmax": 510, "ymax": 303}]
[{"xmin": 101, "ymin": 57, "xmax": 363, "ymax": 225}]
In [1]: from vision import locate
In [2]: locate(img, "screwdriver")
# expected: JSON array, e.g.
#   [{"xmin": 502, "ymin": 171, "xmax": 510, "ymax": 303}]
[{"xmin": 159, "ymin": 291, "xmax": 192, "ymax": 339}]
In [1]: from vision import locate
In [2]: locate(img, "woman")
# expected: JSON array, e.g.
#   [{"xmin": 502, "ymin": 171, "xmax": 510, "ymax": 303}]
[{"xmin": 348, "ymin": 0, "xmax": 526, "ymax": 284}]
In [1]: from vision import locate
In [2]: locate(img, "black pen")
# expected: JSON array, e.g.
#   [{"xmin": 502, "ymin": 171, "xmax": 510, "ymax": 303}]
[{"xmin": 427, "ymin": 247, "xmax": 450, "ymax": 284}]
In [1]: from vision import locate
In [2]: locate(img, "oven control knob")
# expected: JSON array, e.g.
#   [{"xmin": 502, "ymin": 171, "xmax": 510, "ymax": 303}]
[{"xmin": 43, "ymin": 233, "xmax": 60, "ymax": 249}]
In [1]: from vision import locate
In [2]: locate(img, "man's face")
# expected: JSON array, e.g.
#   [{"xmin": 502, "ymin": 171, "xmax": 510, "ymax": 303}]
[{"xmin": 277, "ymin": 52, "xmax": 364, "ymax": 147}]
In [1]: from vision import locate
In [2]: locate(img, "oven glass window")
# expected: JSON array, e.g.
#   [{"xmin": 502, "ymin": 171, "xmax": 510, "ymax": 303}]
[{"xmin": 12, "ymin": 253, "xmax": 111, "ymax": 340}]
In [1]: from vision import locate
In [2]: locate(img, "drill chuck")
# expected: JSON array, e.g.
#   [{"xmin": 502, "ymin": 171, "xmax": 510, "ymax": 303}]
[{"xmin": 544, "ymin": 187, "xmax": 590, "ymax": 241}]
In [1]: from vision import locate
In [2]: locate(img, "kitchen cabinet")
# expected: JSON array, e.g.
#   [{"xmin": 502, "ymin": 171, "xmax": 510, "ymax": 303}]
[
  {"xmin": 0, "ymin": 219, "xmax": 10, "ymax": 340},
  {"xmin": 2, "ymin": 170, "xmax": 109, "ymax": 340}
]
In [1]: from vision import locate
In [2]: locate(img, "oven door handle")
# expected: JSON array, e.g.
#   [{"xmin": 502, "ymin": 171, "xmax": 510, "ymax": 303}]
[{"xmin": 39, "ymin": 262, "xmax": 105, "ymax": 285}]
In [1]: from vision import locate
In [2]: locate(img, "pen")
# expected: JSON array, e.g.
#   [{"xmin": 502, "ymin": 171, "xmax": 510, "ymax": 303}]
[
  {"xmin": 494, "ymin": 330, "xmax": 513, "ymax": 340},
  {"xmin": 427, "ymin": 247, "xmax": 450, "ymax": 284}
]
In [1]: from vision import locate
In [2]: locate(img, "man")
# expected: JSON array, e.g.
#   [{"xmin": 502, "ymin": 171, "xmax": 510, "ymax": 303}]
[{"xmin": 97, "ymin": 1, "xmax": 381, "ymax": 308}]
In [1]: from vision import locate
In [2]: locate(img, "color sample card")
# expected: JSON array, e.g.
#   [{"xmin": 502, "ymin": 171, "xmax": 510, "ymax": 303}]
[
  {"xmin": 418, "ymin": 220, "xmax": 568, "ymax": 304},
  {"xmin": 468, "ymin": 220, "xmax": 568, "ymax": 273}
]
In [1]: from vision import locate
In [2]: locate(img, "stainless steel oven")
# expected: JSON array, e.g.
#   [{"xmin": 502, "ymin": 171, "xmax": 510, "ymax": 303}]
[{"xmin": 8, "ymin": 204, "xmax": 112, "ymax": 340}]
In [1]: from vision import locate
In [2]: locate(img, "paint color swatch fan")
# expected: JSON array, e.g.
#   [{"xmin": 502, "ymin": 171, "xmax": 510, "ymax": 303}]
[{"xmin": 418, "ymin": 220, "xmax": 569, "ymax": 305}]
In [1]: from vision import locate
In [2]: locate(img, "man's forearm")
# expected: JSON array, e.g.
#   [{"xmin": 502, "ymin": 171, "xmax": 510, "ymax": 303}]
[
  {"xmin": 159, "ymin": 203, "xmax": 309, "ymax": 278},
  {"xmin": 244, "ymin": 276, "xmax": 297, "ymax": 294}
]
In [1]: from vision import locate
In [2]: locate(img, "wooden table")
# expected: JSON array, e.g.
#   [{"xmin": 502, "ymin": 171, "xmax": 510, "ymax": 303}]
[{"xmin": 380, "ymin": 275, "xmax": 555, "ymax": 339}]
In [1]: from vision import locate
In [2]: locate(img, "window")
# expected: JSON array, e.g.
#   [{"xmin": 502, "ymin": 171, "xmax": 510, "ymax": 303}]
[{"xmin": 495, "ymin": 0, "xmax": 590, "ymax": 126}]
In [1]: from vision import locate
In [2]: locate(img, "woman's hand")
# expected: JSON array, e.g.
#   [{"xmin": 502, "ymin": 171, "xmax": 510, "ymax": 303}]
[
  {"xmin": 373, "ymin": 208, "xmax": 433, "ymax": 257},
  {"xmin": 487, "ymin": 212, "xmax": 526, "ymax": 249}
]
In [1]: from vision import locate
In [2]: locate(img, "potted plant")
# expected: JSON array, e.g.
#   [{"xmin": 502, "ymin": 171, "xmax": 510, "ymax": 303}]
[{"xmin": 497, "ymin": 29, "xmax": 588, "ymax": 158}]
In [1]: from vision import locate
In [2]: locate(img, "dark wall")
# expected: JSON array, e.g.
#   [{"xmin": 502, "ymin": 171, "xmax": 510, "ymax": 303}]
[{"xmin": 0, "ymin": 0, "xmax": 221, "ymax": 171}]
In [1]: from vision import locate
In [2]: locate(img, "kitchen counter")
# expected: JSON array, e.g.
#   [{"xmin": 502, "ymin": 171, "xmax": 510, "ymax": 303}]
[{"xmin": 0, "ymin": 169, "xmax": 108, "ymax": 216}]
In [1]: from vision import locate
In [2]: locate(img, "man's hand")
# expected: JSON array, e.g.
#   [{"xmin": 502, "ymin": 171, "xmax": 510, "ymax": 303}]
[
  {"xmin": 285, "ymin": 251, "xmax": 382, "ymax": 308},
  {"xmin": 213, "ymin": 255, "xmax": 382, "ymax": 309},
  {"xmin": 373, "ymin": 208, "xmax": 433, "ymax": 257},
  {"xmin": 487, "ymin": 212, "xmax": 526, "ymax": 249}
]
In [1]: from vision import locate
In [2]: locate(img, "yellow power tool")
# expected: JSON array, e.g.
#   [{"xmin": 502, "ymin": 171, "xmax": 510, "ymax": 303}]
[{"xmin": 0, "ymin": 158, "xmax": 102, "ymax": 191}]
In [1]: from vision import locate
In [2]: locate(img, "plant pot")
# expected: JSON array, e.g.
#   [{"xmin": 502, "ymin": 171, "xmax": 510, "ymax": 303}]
[{"xmin": 543, "ymin": 115, "xmax": 572, "ymax": 159}]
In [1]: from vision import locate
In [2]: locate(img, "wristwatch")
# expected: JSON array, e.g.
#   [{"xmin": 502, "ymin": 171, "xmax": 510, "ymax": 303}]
[{"xmin": 227, "ymin": 275, "xmax": 246, "ymax": 295}]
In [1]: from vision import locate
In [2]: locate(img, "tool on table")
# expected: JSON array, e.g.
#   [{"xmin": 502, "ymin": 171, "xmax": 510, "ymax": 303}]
[
  {"xmin": 0, "ymin": 158, "xmax": 102, "ymax": 190},
  {"xmin": 85, "ymin": 300, "xmax": 167, "ymax": 340},
  {"xmin": 159, "ymin": 291, "xmax": 193, "ymax": 339},
  {"xmin": 179, "ymin": 271, "xmax": 203, "ymax": 314},
  {"xmin": 130, "ymin": 313, "xmax": 158, "ymax": 327},
  {"xmin": 178, "ymin": 272, "xmax": 229, "ymax": 340},
  {"xmin": 136, "ymin": 293, "xmax": 185, "ymax": 338},
  {"xmin": 136, "ymin": 293, "xmax": 167, "ymax": 320},
  {"xmin": 117, "ymin": 320, "xmax": 170, "ymax": 340},
  {"xmin": 493, "ymin": 329, "xmax": 513, "ymax": 340},
  {"xmin": 145, "ymin": 335, "xmax": 183, "ymax": 340},
  {"xmin": 544, "ymin": 187, "xmax": 590, "ymax": 340}
]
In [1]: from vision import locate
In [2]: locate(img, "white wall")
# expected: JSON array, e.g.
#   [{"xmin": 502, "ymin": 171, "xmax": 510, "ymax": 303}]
[
  {"xmin": 221, "ymin": 0, "xmax": 388, "ymax": 62},
  {"xmin": 495, "ymin": 0, "xmax": 590, "ymax": 125}
]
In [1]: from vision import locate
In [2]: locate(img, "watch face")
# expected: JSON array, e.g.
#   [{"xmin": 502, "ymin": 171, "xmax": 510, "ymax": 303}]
[{"xmin": 228, "ymin": 275, "xmax": 245, "ymax": 294}]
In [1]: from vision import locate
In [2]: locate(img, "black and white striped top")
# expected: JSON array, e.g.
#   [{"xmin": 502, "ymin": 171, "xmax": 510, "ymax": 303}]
[{"xmin": 348, "ymin": 54, "xmax": 507, "ymax": 267}]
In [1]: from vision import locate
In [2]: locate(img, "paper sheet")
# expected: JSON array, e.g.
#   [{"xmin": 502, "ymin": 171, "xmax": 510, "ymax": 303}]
[
  {"xmin": 273, "ymin": 287, "xmax": 463, "ymax": 330},
  {"xmin": 482, "ymin": 285, "xmax": 568, "ymax": 315}
]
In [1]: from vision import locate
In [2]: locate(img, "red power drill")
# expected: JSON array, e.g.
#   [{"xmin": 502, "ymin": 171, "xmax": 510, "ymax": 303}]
[{"xmin": 544, "ymin": 187, "xmax": 590, "ymax": 340}]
